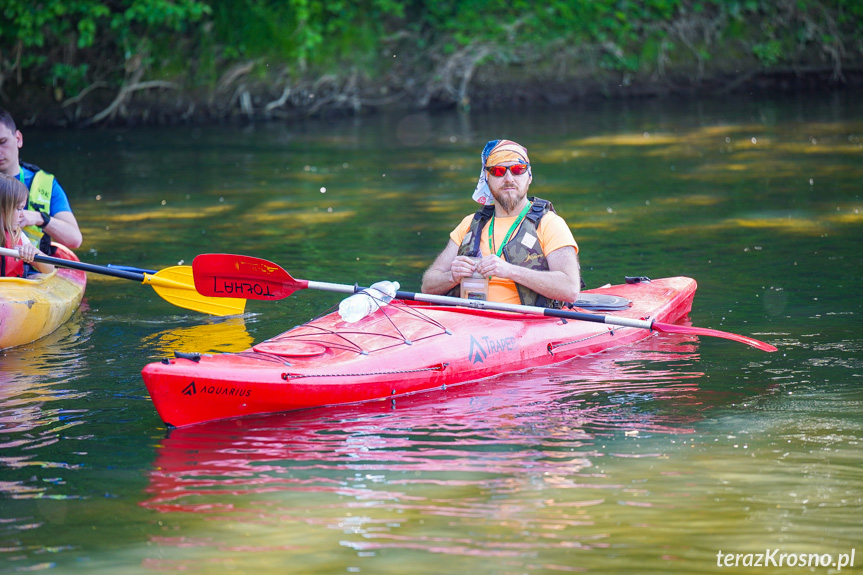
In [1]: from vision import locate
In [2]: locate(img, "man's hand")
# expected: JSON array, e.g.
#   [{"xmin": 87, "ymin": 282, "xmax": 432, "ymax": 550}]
[
  {"xmin": 475, "ymin": 254, "xmax": 512, "ymax": 280},
  {"xmin": 19, "ymin": 209, "xmax": 82, "ymax": 249},
  {"xmin": 20, "ymin": 209, "xmax": 45, "ymax": 227},
  {"xmin": 450, "ymin": 255, "xmax": 480, "ymax": 283}
]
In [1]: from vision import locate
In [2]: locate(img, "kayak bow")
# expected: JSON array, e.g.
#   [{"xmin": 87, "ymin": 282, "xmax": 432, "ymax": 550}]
[{"xmin": 0, "ymin": 244, "xmax": 86, "ymax": 350}]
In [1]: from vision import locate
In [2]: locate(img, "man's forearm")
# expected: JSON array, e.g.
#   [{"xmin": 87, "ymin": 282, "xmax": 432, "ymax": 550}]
[
  {"xmin": 42, "ymin": 212, "xmax": 82, "ymax": 248},
  {"xmin": 506, "ymin": 266, "xmax": 580, "ymax": 303},
  {"xmin": 421, "ymin": 268, "xmax": 458, "ymax": 295}
]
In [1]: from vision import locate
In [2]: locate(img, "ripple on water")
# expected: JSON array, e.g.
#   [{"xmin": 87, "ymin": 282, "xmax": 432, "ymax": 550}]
[{"xmin": 0, "ymin": 310, "xmax": 93, "ymax": 499}]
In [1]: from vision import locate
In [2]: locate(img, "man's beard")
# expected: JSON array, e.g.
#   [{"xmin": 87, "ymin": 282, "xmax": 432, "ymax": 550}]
[{"xmin": 492, "ymin": 187, "xmax": 525, "ymax": 213}]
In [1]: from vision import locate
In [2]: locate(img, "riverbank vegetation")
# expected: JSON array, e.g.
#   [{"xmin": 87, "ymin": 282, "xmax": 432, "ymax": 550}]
[{"xmin": 2, "ymin": 0, "xmax": 861, "ymax": 126}]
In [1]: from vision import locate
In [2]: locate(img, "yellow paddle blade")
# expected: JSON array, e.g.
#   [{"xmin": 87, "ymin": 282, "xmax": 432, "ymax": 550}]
[{"xmin": 143, "ymin": 266, "xmax": 246, "ymax": 316}]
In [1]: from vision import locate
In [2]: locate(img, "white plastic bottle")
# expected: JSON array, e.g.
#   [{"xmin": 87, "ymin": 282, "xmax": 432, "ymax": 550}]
[{"xmin": 338, "ymin": 280, "xmax": 400, "ymax": 323}]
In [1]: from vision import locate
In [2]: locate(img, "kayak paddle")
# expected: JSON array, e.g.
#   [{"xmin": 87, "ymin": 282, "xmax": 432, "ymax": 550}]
[
  {"xmin": 107, "ymin": 264, "xmax": 157, "ymax": 274},
  {"xmin": 192, "ymin": 253, "xmax": 777, "ymax": 352},
  {"xmin": 1, "ymin": 247, "xmax": 245, "ymax": 317}
]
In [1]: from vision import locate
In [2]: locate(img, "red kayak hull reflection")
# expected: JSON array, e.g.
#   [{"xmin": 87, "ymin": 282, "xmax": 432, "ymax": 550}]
[{"xmin": 142, "ymin": 331, "xmax": 718, "ymax": 515}]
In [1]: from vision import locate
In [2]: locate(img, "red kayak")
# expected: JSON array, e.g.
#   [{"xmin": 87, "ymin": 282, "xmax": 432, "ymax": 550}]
[{"xmin": 141, "ymin": 276, "xmax": 697, "ymax": 427}]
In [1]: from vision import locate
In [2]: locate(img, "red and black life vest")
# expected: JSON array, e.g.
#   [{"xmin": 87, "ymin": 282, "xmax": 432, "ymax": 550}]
[{"xmin": 1, "ymin": 232, "xmax": 24, "ymax": 278}]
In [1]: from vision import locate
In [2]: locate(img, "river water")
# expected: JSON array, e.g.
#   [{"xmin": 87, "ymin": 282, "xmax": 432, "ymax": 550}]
[{"xmin": 1, "ymin": 92, "xmax": 861, "ymax": 574}]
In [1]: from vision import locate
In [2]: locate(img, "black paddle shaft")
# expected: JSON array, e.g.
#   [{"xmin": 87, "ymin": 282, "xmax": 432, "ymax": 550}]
[
  {"xmin": 30, "ymin": 252, "xmax": 146, "ymax": 282},
  {"xmin": 392, "ymin": 288, "xmax": 656, "ymax": 330}
]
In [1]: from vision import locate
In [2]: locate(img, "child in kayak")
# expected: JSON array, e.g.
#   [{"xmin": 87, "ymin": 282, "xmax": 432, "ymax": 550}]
[{"xmin": 0, "ymin": 173, "xmax": 54, "ymax": 276}]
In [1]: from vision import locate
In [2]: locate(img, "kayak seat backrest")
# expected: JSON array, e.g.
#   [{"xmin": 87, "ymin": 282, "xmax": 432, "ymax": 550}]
[{"xmin": 568, "ymin": 293, "xmax": 631, "ymax": 311}]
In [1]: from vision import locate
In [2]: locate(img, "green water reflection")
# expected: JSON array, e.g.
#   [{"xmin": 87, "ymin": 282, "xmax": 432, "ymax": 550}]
[{"xmin": 1, "ymin": 92, "xmax": 861, "ymax": 573}]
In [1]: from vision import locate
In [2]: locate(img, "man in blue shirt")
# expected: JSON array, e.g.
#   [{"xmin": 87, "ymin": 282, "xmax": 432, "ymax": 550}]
[{"xmin": 0, "ymin": 107, "xmax": 82, "ymax": 249}]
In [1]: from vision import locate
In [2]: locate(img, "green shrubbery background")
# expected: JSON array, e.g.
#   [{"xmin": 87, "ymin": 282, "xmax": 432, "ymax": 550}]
[{"xmin": 2, "ymin": 0, "xmax": 860, "ymax": 125}]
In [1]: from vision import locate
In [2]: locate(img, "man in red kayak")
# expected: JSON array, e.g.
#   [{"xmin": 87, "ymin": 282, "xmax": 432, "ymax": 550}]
[
  {"xmin": 0, "ymin": 107, "xmax": 83, "ymax": 251},
  {"xmin": 422, "ymin": 139, "xmax": 581, "ymax": 307}
]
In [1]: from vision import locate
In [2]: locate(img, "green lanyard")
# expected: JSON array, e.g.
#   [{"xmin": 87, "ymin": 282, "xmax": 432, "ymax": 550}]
[{"xmin": 488, "ymin": 202, "xmax": 531, "ymax": 258}]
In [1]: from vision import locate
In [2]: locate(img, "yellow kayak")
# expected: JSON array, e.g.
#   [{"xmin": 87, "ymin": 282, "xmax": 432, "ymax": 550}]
[{"xmin": 0, "ymin": 244, "xmax": 87, "ymax": 350}]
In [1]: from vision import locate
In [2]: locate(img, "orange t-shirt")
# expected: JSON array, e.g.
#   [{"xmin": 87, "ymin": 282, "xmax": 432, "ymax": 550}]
[{"xmin": 450, "ymin": 211, "xmax": 578, "ymax": 304}]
